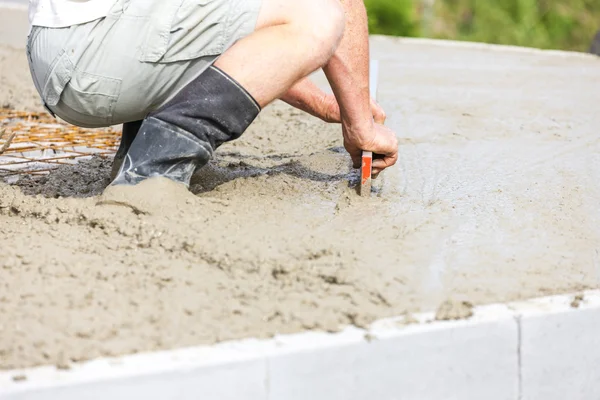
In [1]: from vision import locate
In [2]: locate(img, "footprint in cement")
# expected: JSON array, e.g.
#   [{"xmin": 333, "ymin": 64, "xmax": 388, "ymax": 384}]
[{"xmin": 97, "ymin": 177, "xmax": 198, "ymax": 216}]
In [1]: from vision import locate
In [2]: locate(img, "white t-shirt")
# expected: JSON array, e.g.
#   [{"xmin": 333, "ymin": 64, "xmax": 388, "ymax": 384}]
[{"xmin": 29, "ymin": 0, "xmax": 115, "ymax": 27}]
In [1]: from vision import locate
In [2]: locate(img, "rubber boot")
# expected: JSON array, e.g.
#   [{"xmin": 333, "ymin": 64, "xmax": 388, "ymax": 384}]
[
  {"xmin": 110, "ymin": 120, "xmax": 142, "ymax": 181},
  {"xmin": 111, "ymin": 65, "xmax": 261, "ymax": 187}
]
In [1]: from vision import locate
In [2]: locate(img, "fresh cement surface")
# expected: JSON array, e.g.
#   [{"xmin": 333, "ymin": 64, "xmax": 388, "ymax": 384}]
[
  {"xmin": 0, "ymin": 6, "xmax": 28, "ymax": 51},
  {"xmin": 0, "ymin": 7, "xmax": 38, "ymax": 111},
  {"xmin": 1, "ymin": 14, "xmax": 600, "ymax": 369}
]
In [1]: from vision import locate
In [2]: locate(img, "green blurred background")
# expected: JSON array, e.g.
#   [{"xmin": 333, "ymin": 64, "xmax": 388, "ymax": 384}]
[{"xmin": 364, "ymin": 0, "xmax": 600, "ymax": 52}]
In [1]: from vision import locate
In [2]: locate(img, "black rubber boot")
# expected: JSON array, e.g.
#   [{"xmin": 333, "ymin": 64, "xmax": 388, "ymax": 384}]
[
  {"xmin": 110, "ymin": 120, "xmax": 142, "ymax": 181},
  {"xmin": 111, "ymin": 65, "xmax": 261, "ymax": 187}
]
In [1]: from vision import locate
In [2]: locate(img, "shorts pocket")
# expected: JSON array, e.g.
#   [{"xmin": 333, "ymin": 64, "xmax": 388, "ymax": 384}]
[
  {"xmin": 56, "ymin": 69, "xmax": 122, "ymax": 128},
  {"xmin": 139, "ymin": 0, "xmax": 226, "ymax": 63},
  {"xmin": 42, "ymin": 50, "xmax": 75, "ymax": 108},
  {"xmin": 137, "ymin": 0, "xmax": 183, "ymax": 62}
]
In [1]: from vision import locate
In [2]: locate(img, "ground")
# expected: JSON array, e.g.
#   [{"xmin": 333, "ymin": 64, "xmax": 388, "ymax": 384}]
[{"xmin": 1, "ymin": 24, "xmax": 600, "ymax": 370}]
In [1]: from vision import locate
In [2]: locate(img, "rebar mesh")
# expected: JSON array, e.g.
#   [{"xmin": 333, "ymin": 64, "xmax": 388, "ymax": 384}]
[{"xmin": 0, "ymin": 109, "xmax": 120, "ymax": 179}]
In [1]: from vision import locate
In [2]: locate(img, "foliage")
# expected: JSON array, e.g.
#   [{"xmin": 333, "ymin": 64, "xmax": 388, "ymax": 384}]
[
  {"xmin": 364, "ymin": 0, "xmax": 600, "ymax": 52},
  {"xmin": 365, "ymin": 0, "xmax": 420, "ymax": 37}
]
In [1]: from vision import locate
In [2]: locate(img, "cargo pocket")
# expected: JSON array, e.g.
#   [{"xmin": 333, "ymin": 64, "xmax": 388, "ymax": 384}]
[
  {"xmin": 139, "ymin": 0, "xmax": 226, "ymax": 63},
  {"xmin": 41, "ymin": 49, "xmax": 122, "ymax": 128},
  {"xmin": 57, "ymin": 69, "xmax": 122, "ymax": 128},
  {"xmin": 42, "ymin": 50, "xmax": 75, "ymax": 109},
  {"xmin": 137, "ymin": 0, "xmax": 184, "ymax": 62}
]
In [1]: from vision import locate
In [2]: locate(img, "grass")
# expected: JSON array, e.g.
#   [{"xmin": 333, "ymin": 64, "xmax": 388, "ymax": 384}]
[{"xmin": 365, "ymin": 0, "xmax": 600, "ymax": 52}]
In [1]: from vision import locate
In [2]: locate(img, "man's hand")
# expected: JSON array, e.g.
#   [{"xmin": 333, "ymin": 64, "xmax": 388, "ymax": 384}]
[
  {"xmin": 320, "ymin": 93, "xmax": 386, "ymax": 124},
  {"xmin": 321, "ymin": 0, "xmax": 398, "ymax": 176},
  {"xmin": 343, "ymin": 121, "xmax": 398, "ymax": 178},
  {"xmin": 281, "ymin": 76, "xmax": 397, "ymax": 177},
  {"xmin": 281, "ymin": 78, "xmax": 385, "ymax": 124}
]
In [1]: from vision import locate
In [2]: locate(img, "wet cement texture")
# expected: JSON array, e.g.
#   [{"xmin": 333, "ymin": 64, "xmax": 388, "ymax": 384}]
[{"xmin": 1, "ymin": 36, "xmax": 600, "ymax": 370}]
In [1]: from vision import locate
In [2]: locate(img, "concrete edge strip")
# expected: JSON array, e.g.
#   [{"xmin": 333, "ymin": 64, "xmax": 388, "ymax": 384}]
[
  {"xmin": 371, "ymin": 35, "xmax": 599, "ymax": 60},
  {"xmin": 1, "ymin": 289, "xmax": 599, "ymax": 399}
]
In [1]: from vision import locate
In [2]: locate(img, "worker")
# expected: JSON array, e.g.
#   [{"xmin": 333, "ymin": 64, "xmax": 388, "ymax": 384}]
[{"xmin": 26, "ymin": 0, "xmax": 399, "ymax": 188}]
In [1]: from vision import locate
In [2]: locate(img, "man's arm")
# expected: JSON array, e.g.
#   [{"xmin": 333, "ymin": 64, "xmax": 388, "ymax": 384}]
[
  {"xmin": 323, "ymin": 0, "xmax": 398, "ymax": 175},
  {"xmin": 280, "ymin": 77, "xmax": 386, "ymax": 124}
]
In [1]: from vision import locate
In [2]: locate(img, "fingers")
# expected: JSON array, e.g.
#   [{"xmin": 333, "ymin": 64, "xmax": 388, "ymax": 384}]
[
  {"xmin": 346, "ymin": 129, "xmax": 398, "ymax": 170},
  {"xmin": 344, "ymin": 137, "xmax": 363, "ymax": 169},
  {"xmin": 367, "ymin": 125, "xmax": 398, "ymax": 176},
  {"xmin": 371, "ymin": 154, "xmax": 398, "ymax": 178},
  {"xmin": 351, "ymin": 154, "xmax": 362, "ymax": 169},
  {"xmin": 343, "ymin": 117, "xmax": 398, "ymax": 177},
  {"xmin": 372, "ymin": 154, "xmax": 397, "ymax": 177},
  {"xmin": 372, "ymin": 126, "xmax": 398, "ymax": 156},
  {"xmin": 370, "ymin": 98, "xmax": 386, "ymax": 125}
]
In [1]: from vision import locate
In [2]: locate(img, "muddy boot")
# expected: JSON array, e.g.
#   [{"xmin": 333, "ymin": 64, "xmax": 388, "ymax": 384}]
[
  {"xmin": 110, "ymin": 120, "xmax": 142, "ymax": 181},
  {"xmin": 111, "ymin": 65, "xmax": 261, "ymax": 187}
]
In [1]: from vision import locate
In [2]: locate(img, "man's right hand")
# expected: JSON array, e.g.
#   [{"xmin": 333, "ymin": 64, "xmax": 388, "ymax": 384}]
[{"xmin": 343, "ymin": 121, "xmax": 398, "ymax": 177}]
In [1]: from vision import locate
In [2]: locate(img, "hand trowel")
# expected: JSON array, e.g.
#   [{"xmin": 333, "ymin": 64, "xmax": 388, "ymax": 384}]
[{"xmin": 359, "ymin": 59, "xmax": 380, "ymax": 197}]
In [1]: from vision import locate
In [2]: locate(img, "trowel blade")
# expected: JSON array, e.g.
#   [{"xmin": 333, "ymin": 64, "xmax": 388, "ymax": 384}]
[{"xmin": 359, "ymin": 151, "xmax": 373, "ymax": 196}]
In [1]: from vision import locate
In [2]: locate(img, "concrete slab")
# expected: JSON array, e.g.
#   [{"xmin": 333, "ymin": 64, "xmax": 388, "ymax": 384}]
[
  {"xmin": 267, "ymin": 306, "xmax": 518, "ymax": 400},
  {"xmin": 1, "ymin": 303, "xmax": 521, "ymax": 400},
  {"xmin": 4, "ymin": 293, "xmax": 600, "ymax": 400},
  {"xmin": 514, "ymin": 292, "xmax": 600, "ymax": 400},
  {"xmin": 1, "ymin": 340, "xmax": 272, "ymax": 400}
]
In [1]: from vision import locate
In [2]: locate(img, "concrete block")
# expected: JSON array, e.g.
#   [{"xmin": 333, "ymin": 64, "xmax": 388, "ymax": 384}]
[
  {"xmin": 267, "ymin": 305, "xmax": 519, "ymax": 400},
  {"xmin": 9, "ymin": 292, "xmax": 600, "ymax": 400},
  {"xmin": 518, "ymin": 292, "xmax": 600, "ymax": 400},
  {"xmin": 1, "ymin": 341, "xmax": 269, "ymax": 400}
]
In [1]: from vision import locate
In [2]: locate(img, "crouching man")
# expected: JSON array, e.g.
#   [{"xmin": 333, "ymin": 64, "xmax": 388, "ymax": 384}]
[{"xmin": 27, "ymin": 0, "xmax": 398, "ymax": 188}]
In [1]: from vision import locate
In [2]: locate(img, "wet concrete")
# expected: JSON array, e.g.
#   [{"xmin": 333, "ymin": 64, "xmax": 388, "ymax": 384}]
[
  {"xmin": 0, "ymin": 5, "xmax": 28, "ymax": 49},
  {"xmin": 1, "ymin": 27, "xmax": 600, "ymax": 369},
  {"xmin": 317, "ymin": 36, "xmax": 600, "ymax": 300}
]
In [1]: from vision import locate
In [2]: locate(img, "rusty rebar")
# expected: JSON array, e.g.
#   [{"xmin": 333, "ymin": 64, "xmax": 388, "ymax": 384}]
[
  {"xmin": 0, "ymin": 109, "xmax": 121, "ymax": 177},
  {"xmin": 0, "ymin": 128, "xmax": 17, "ymax": 155}
]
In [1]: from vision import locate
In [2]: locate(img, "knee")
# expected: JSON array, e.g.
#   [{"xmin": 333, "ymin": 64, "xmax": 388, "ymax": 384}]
[
  {"xmin": 301, "ymin": 0, "xmax": 346, "ymax": 65},
  {"xmin": 259, "ymin": 0, "xmax": 346, "ymax": 67}
]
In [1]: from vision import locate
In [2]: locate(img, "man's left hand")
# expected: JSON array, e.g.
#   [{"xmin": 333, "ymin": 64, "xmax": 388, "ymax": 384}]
[
  {"xmin": 281, "ymin": 78, "xmax": 385, "ymax": 125},
  {"xmin": 320, "ymin": 93, "xmax": 386, "ymax": 125}
]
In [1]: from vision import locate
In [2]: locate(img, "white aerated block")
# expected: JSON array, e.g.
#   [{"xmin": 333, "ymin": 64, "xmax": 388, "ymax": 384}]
[
  {"xmin": 267, "ymin": 305, "xmax": 519, "ymax": 400},
  {"xmin": 517, "ymin": 292, "xmax": 600, "ymax": 400},
  {"xmin": 7, "ymin": 293, "xmax": 600, "ymax": 400},
  {"xmin": 1, "ymin": 341, "xmax": 270, "ymax": 400}
]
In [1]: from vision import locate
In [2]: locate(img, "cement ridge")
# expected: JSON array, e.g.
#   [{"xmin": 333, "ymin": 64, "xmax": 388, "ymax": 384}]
[
  {"xmin": 2, "ymin": 290, "xmax": 599, "ymax": 399},
  {"xmin": 373, "ymin": 35, "xmax": 600, "ymax": 60}
]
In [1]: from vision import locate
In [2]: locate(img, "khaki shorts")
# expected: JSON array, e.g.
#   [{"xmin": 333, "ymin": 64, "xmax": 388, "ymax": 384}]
[{"xmin": 26, "ymin": 0, "xmax": 262, "ymax": 128}]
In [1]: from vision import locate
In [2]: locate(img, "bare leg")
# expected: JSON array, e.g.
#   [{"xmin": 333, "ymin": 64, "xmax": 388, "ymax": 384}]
[
  {"xmin": 214, "ymin": 0, "xmax": 346, "ymax": 108},
  {"xmin": 110, "ymin": 0, "xmax": 347, "ymax": 188}
]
